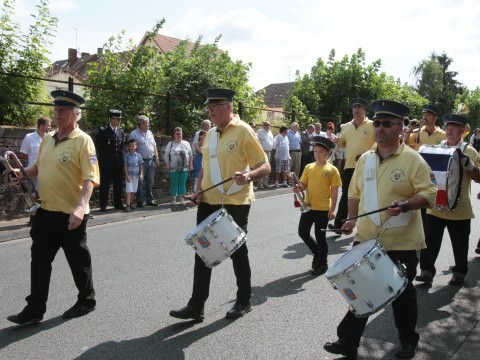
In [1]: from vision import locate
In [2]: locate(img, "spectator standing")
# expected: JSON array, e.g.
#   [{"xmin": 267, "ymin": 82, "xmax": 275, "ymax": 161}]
[
  {"xmin": 300, "ymin": 124, "xmax": 315, "ymax": 176},
  {"xmin": 313, "ymin": 122, "xmax": 327, "ymax": 138},
  {"xmin": 273, "ymin": 126, "xmax": 290, "ymax": 188},
  {"xmin": 164, "ymin": 127, "xmax": 193, "ymax": 205},
  {"xmin": 287, "ymin": 122, "xmax": 302, "ymax": 178},
  {"xmin": 128, "ymin": 115, "xmax": 160, "ymax": 207},
  {"xmin": 256, "ymin": 120, "xmax": 274, "ymax": 189},
  {"xmin": 469, "ymin": 128, "xmax": 480, "ymax": 152},
  {"xmin": 123, "ymin": 139, "xmax": 143, "ymax": 211},
  {"xmin": 96, "ymin": 109, "xmax": 126, "ymax": 211},
  {"xmin": 192, "ymin": 119, "xmax": 211, "ymax": 149},
  {"xmin": 192, "ymin": 130, "xmax": 206, "ymax": 192}
]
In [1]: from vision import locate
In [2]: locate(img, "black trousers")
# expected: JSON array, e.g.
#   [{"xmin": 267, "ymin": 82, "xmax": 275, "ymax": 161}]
[
  {"xmin": 420, "ymin": 214, "xmax": 471, "ymax": 275},
  {"xmin": 99, "ymin": 162, "xmax": 123, "ymax": 209},
  {"xmin": 333, "ymin": 168, "xmax": 354, "ymax": 228},
  {"xmin": 188, "ymin": 202, "xmax": 251, "ymax": 308},
  {"xmin": 26, "ymin": 208, "xmax": 95, "ymax": 315},
  {"xmin": 336, "ymin": 249, "xmax": 419, "ymax": 350},
  {"xmin": 298, "ymin": 210, "xmax": 329, "ymax": 265}
]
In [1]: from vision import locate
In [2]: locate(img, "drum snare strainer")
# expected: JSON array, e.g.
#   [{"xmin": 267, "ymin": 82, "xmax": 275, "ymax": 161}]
[
  {"xmin": 326, "ymin": 239, "xmax": 407, "ymax": 318},
  {"xmin": 184, "ymin": 208, "xmax": 246, "ymax": 268}
]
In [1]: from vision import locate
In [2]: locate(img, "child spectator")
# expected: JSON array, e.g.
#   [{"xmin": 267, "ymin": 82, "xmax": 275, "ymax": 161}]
[
  {"xmin": 294, "ymin": 137, "xmax": 341, "ymax": 275},
  {"xmin": 123, "ymin": 139, "xmax": 143, "ymax": 212},
  {"xmin": 192, "ymin": 130, "xmax": 206, "ymax": 192}
]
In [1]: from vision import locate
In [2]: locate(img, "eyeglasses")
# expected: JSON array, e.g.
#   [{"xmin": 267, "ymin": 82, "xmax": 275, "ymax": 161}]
[{"xmin": 373, "ymin": 120, "xmax": 403, "ymax": 128}]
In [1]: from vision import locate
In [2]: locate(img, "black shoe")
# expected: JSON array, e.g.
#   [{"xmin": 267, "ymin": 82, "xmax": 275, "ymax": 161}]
[
  {"xmin": 323, "ymin": 340, "xmax": 357, "ymax": 359},
  {"xmin": 226, "ymin": 301, "xmax": 252, "ymax": 319},
  {"xmin": 146, "ymin": 201, "xmax": 158, "ymax": 207},
  {"xmin": 7, "ymin": 307, "xmax": 43, "ymax": 326},
  {"xmin": 415, "ymin": 270, "xmax": 433, "ymax": 284},
  {"xmin": 169, "ymin": 305, "xmax": 204, "ymax": 321},
  {"xmin": 328, "ymin": 224, "xmax": 342, "ymax": 235},
  {"xmin": 395, "ymin": 342, "xmax": 417, "ymax": 359},
  {"xmin": 311, "ymin": 264, "xmax": 328, "ymax": 276},
  {"xmin": 115, "ymin": 205, "xmax": 126, "ymax": 210},
  {"xmin": 448, "ymin": 272, "xmax": 465, "ymax": 286},
  {"xmin": 136, "ymin": 203, "xmax": 144, "ymax": 208},
  {"xmin": 62, "ymin": 302, "xmax": 95, "ymax": 319}
]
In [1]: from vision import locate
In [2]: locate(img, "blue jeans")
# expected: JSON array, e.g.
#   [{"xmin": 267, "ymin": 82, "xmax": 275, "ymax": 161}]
[{"xmin": 136, "ymin": 159, "xmax": 156, "ymax": 204}]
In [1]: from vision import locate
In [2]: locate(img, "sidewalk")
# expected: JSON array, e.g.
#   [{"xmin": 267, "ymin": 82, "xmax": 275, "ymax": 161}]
[{"xmin": 0, "ymin": 186, "xmax": 292, "ymax": 243}]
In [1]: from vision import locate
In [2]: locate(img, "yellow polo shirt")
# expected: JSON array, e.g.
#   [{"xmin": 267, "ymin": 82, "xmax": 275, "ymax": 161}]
[
  {"xmin": 337, "ymin": 118, "xmax": 376, "ymax": 169},
  {"xmin": 201, "ymin": 116, "xmax": 268, "ymax": 205},
  {"xmin": 300, "ymin": 162, "xmax": 341, "ymax": 210},
  {"xmin": 36, "ymin": 127, "xmax": 100, "ymax": 214},
  {"xmin": 418, "ymin": 126, "xmax": 446, "ymax": 146},
  {"xmin": 349, "ymin": 143, "xmax": 437, "ymax": 251},
  {"xmin": 427, "ymin": 143, "xmax": 480, "ymax": 220}
]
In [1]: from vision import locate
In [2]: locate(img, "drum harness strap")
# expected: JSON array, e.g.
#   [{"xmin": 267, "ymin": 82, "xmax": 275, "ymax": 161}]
[
  {"xmin": 208, "ymin": 128, "xmax": 249, "ymax": 197},
  {"xmin": 439, "ymin": 140, "xmax": 467, "ymax": 152},
  {"xmin": 364, "ymin": 151, "xmax": 412, "ymax": 230}
]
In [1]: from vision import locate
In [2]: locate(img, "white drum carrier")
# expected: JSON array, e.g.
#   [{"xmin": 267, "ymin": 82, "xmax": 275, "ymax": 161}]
[
  {"xmin": 326, "ymin": 239, "xmax": 407, "ymax": 318},
  {"xmin": 184, "ymin": 208, "xmax": 246, "ymax": 268}
]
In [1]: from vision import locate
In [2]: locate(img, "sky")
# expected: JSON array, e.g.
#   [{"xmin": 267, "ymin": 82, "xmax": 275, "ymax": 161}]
[{"xmin": 12, "ymin": 0, "xmax": 480, "ymax": 91}]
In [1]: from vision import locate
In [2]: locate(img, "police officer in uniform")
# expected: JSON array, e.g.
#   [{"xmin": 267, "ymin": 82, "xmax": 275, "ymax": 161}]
[{"xmin": 96, "ymin": 109, "xmax": 126, "ymax": 211}]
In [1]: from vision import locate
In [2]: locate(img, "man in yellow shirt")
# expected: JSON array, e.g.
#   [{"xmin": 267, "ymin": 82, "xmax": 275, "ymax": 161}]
[
  {"xmin": 416, "ymin": 113, "xmax": 480, "ymax": 286},
  {"xmin": 324, "ymin": 100, "xmax": 437, "ymax": 360},
  {"xmin": 8, "ymin": 90, "xmax": 100, "ymax": 326},
  {"xmin": 170, "ymin": 89, "xmax": 270, "ymax": 320},
  {"xmin": 415, "ymin": 103, "xmax": 446, "ymax": 148},
  {"xmin": 329, "ymin": 98, "xmax": 375, "ymax": 233}
]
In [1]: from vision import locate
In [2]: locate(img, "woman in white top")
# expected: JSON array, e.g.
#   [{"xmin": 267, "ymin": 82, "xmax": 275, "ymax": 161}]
[{"xmin": 164, "ymin": 127, "xmax": 193, "ymax": 205}]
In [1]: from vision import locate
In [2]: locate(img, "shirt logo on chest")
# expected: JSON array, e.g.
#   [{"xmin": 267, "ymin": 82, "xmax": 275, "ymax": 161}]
[
  {"xmin": 226, "ymin": 140, "xmax": 238, "ymax": 153},
  {"xmin": 390, "ymin": 169, "xmax": 405, "ymax": 183},
  {"xmin": 59, "ymin": 152, "xmax": 73, "ymax": 165}
]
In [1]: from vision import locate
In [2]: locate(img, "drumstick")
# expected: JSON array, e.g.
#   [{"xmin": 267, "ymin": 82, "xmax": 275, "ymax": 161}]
[
  {"xmin": 183, "ymin": 171, "xmax": 249, "ymax": 203},
  {"xmin": 320, "ymin": 228, "xmax": 343, "ymax": 232},
  {"xmin": 342, "ymin": 205, "xmax": 393, "ymax": 222}
]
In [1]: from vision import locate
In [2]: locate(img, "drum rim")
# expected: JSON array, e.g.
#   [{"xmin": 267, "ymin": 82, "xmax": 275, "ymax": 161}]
[{"xmin": 326, "ymin": 239, "xmax": 379, "ymax": 279}]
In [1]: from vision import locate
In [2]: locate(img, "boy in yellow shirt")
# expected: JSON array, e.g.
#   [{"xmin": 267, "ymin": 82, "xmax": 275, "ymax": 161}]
[{"xmin": 294, "ymin": 137, "xmax": 341, "ymax": 275}]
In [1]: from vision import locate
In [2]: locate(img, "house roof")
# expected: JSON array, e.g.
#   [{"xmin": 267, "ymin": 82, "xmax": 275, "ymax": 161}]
[
  {"xmin": 46, "ymin": 53, "xmax": 99, "ymax": 81},
  {"xmin": 139, "ymin": 33, "xmax": 196, "ymax": 54},
  {"xmin": 257, "ymin": 82, "xmax": 294, "ymax": 109}
]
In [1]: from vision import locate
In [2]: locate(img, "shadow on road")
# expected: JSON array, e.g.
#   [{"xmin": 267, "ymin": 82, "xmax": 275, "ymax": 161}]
[
  {"xmin": 0, "ymin": 316, "xmax": 66, "ymax": 350},
  {"xmin": 282, "ymin": 235, "xmax": 355, "ymax": 260},
  {"xmin": 75, "ymin": 318, "xmax": 232, "ymax": 360}
]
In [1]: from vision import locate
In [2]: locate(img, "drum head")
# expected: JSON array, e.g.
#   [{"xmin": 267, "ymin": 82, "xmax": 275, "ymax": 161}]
[
  {"xmin": 326, "ymin": 239, "xmax": 377, "ymax": 278},
  {"xmin": 446, "ymin": 149, "xmax": 463, "ymax": 209},
  {"xmin": 184, "ymin": 208, "xmax": 225, "ymax": 239}
]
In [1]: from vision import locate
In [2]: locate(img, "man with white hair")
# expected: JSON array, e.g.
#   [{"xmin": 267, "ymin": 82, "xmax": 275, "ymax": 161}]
[
  {"xmin": 128, "ymin": 115, "xmax": 160, "ymax": 207},
  {"xmin": 287, "ymin": 121, "xmax": 302, "ymax": 178},
  {"xmin": 8, "ymin": 90, "xmax": 99, "ymax": 325}
]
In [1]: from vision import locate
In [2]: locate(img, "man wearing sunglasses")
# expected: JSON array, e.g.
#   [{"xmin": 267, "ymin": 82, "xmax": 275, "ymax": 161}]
[
  {"xmin": 329, "ymin": 98, "xmax": 375, "ymax": 234},
  {"xmin": 324, "ymin": 100, "xmax": 437, "ymax": 359}
]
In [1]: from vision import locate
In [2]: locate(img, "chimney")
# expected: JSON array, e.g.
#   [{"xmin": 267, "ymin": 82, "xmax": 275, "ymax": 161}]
[
  {"xmin": 80, "ymin": 52, "xmax": 90, "ymax": 59},
  {"xmin": 97, "ymin": 48, "xmax": 103, "ymax": 56},
  {"xmin": 68, "ymin": 48, "xmax": 77, "ymax": 66}
]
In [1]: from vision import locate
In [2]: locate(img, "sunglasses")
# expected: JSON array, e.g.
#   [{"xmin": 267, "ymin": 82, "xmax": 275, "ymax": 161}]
[{"xmin": 373, "ymin": 120, "xmax": 403, "ymax": 128}]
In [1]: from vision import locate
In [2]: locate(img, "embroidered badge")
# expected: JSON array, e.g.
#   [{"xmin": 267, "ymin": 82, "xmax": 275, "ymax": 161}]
[
  {"xmin": 390, "ymin": 169, "xmax": 405, "ymax": 183},
  {"xmin": 59, "ymin": 152, "xmax": 72, "ymax": 165},
  {"xmin": 226, "ymin": 140, "xmax": 238, "ymax": 153},
  {"xmin": 90, "ymin": 154, "xmax": 98, "ymax": 165}
]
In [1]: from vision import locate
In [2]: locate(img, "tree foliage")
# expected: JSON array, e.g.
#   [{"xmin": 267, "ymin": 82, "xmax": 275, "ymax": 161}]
[
  {"xmin": 0, "ymin": 0, "xmax": 57, "ymax": 126},
  {"xmin": 284, "ymin": 49, "xmax": 426, "ymax": 127},
  {"xmin": 85, "ymin": 21, "xmax": 263, "ymax": 136},
  {"xmin": 412, "ymin": 52, "xmax": 465, "ymax": 116}
]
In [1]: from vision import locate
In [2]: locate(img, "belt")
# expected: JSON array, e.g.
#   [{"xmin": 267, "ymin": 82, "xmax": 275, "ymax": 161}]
[{"xmin": 289, "ymin": 150, "xmax": 301, "ymax": 152}]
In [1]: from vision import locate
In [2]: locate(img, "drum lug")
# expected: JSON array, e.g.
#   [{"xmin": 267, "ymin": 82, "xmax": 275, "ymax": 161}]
[
  {"xmin": 367, "ymin": 260, "xmax": 376, "ymax": 270},
  {"xmin": 207, "ymin": 224, "xmax": 218, "ymax": 238},
  {"xmin": 366, "ymin": 300, "xmax": 373, "ymax": 309},
  {"xmin": 387, "ymin": 285, "xmax": 394, "ymax": 293},
  {"xmin": 346, "ymin": 274, "xmax": 356, "ymax": 285}
]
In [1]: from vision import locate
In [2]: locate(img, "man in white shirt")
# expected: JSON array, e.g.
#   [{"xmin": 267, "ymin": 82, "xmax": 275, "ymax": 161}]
[
  {"xmin": 273, "ymin": 126, "xmax": 290, "ymax": 188},
  {"xmin": 256, "ymin": 120, "xmax": 274, "ymax": 188},
  {"xmin": 192, "ymin": 119, "xmax": 211, "ymax": 148},
  {"xmin": 287, "ymin": 122, "xmax": 302, "ymax": 178}
]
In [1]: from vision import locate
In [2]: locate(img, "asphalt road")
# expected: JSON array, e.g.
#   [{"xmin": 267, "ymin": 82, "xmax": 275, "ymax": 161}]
[{"xmin": 1, "ymin": 187, "xmax": 479, "ymax": 360}]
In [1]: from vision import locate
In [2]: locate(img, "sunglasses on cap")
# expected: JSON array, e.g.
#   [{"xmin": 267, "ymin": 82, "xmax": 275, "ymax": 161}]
[{"xmin": 373, "ymin": 120, "xmax": 403, "ymax": 128}]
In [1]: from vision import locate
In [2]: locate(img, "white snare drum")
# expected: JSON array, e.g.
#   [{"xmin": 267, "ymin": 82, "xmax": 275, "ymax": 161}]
[
  {"xmin": 184, "ymin": 208, "xmax": 246, "ymax": 268},
  {"xmin": 419, "ymin": 145, "xmax": 462, "ymax": 210},
  {"xmin": 325, "ymin": 239, "xmax": 407, "ymax": 318}
]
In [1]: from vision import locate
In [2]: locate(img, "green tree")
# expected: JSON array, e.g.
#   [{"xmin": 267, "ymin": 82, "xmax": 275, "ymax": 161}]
[
  {"xmin": 285, "ymin": 48, "xmax": 425, "ymax": 127},
  {"xmin": 85, "ymin": 22, "xmax": 262, "ymax": 136},
  {"xmin": 0, "ymin": 0, "xmax": 57, "ymax": 126},
  {"xmin": 455, "ymin": 87, "xmax": 480, "ymax": 131},
  {"xmin": 412, "ymin": 52, "xmax": 465, "ymax": 115}
]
